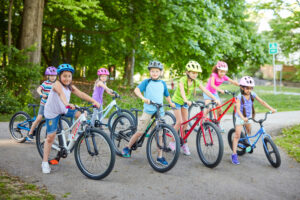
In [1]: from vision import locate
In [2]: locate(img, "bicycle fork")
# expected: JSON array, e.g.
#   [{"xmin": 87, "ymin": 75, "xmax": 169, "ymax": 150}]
[{"xmin": 83, "ymin": 127, "xmax": 99, "ymax": 156}]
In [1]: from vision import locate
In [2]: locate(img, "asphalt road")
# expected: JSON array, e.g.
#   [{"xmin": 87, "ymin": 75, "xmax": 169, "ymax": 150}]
[{"xmin": 0, "ymin": 111, "xmax": 300, "ymax": 200}]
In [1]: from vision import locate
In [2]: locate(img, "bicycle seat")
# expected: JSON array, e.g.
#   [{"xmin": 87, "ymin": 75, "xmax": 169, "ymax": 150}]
[
  {"xmin": 131, "ymin": 108, "xmax": 142, "ymax": 112},
  {"xmin": 28, "ymin": 104, "xmax": 39, "ymax": 108}
]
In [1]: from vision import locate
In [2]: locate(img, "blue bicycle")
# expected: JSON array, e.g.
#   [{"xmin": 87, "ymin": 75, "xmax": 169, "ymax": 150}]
[{"xmin": 227, "ymin": 112, "xmax": 281, "ymax": 168}]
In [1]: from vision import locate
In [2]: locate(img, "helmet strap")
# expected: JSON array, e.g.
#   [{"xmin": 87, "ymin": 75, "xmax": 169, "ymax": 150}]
[{"xmin": 186, "ymin": 72, "xmax": 195, "ymax": 81}]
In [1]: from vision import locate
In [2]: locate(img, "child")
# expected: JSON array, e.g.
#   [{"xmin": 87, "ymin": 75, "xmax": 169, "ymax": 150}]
[
  {"xmin": 232, "ymin": 76, "xmax": 276, "ymax": 165},
  {"xmin": 204, "ymin": 61, "xmax": 239, "ymax": 131},
  {"xmin": 42, "ymin": 64, "xmax": 100, "ymax": 174},
  {"xmin": 122, "ymin": 61, "xmax": 176, "ymax": 166},
  {"xmin": 27, "ymin": 66, "xmax": 57, "ymax": 141},
  {"xmin": 91, "ymin": 68, "xmax": 115, "ymax": 128},
  {"xmin": 169, "ymin": 61, "xmax": 220, "ymax": 155}
]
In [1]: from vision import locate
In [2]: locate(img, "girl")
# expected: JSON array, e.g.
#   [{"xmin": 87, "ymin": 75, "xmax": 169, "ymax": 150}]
[
  {"xmin": 204, "ymin": 61, "xmax": 239, "ymax": 131},
  {"xmin": 232, "ymin": 76, "xmax": 276, "ymax": 165},
  {"xmin": 27, "ymin": 66, "xmax": 57, "ymax": 141},
  {"xmin": 169, "ymin": 61, "xmax": 220, "ymax": 155},
  {"xmin": 91, "ymin": 68, "xmax": 115, "ymax": 128},
  {"xmin": 42, "ymin": 64, "xmax": 100, "ymax": 174}
]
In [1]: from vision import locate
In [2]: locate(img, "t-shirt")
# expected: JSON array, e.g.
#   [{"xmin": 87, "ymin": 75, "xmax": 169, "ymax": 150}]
[
  {"xmin": 137, "ymin": 79, "xmax": 169, "ymax": 115},
  {"xmin": 39, "ymin": 80, "xmax": 53, "ymax": 105},
  {"xmin": 236, "ymin": 92, "xmax": 257, "ymax": 118},
  {"xmin": 172, "ymin": 76, "xmax": 201, "ymax": 105},
  {"xmin": 205, "ymin": 73, "xmax": 229, "ymax": 94}
]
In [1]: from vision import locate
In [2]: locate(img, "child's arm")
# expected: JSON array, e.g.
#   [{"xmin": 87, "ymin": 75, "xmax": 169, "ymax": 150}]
[
  {"xmin": 134, "ymin": 87, "xmax": 150, "ymax": 104},
  {"xmin": 235, "ymin": 99, "xmax": 248, "ymax": 122},
  {"xmin": 97, "ymin": 81, "xmax": 114, "ymax": 96},
  {"xmin": 179, "ymin": 82, "xmax": 191, "ymax": 105},
  {"xmin": 36, "ymin": 86, "xmax": 46, "ymax": 99},
  {"xmin": 227, "ymin": 78, "xmax": 239, "ymax": 86},
  {"xmin": 71, "ymin": 85, "xmax": 100, "ymax": 108},
  {"xmin": 210, "ymin": 76, "xmax": 225, "ymax": 94},
  {"xmin": 199, "ymin": 84, "xmax": 221, "ymax": 105},
  {"xmin": 255, "ymin": 95, "xmax": 276, "ymax": 113},
  {"xmin": 52, "ymin": 81, "xmax": 73, "ymax": 108},
  {"xmin": 165, "ymin": 96, "xmax": 176, "ymax": 108}
]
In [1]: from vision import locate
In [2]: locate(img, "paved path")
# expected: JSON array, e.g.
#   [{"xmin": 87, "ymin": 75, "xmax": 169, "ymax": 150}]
[{"xmin": 0, "ymin": 111, "xmax": 300, "ymax": 200}]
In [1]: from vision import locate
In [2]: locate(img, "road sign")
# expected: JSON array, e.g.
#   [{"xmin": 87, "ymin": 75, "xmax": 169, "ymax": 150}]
[
  {"xmin": 275, "ymin": 64, "xmax": 282, "ymax": 71},
  {"xmin": 269, "ymin": 43, "xmax": 278, "ymax": 54}
]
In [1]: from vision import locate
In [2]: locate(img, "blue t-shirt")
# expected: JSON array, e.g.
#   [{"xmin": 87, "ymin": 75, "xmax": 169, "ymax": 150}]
[
  {"xmin": 138, "ymin": 79, "xmax": 169, "ymax": 115},
  {"xmin": 236, "ymin": 92, "xmax": 257, "ymax": 118}
]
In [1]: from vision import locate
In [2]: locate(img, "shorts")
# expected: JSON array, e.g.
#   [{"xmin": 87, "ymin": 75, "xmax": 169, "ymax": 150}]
[
  {"xmin": 235, "ymin": 116, "xmax": 252, "ymax": 126},
  {"xmin": 172, "ymin": 101, "xmax": 188, "ymax": 110},
  {"xmin": 46, "ymin": 109, "xmax": 77, "ymax": 134},
  {"xmin": 137, "ymin": 112, "xmax": 153, "ymax": 133},
  {"xmin": 38, "ymin": 105, "xmax": 45, "ymax": 116},
  {"xmin": 203, "ymin": 92, "xmax": 220, "ymax": 101}
]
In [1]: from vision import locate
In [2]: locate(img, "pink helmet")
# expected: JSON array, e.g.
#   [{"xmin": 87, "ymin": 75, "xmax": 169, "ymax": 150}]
[
  {"xmin": 216, "ymin": 61, "xmax": 228, "ymax": 71},
  {"xmin": 45, "ymin": 66, "xmax": 57, "ymax": 76},
  {"xmin": 97, "ymin": 68, "xmax": 109, "ymax": 76},
  {"xmin": 239, "ymin": 76, "xmax": 255, "ymax": 87}
]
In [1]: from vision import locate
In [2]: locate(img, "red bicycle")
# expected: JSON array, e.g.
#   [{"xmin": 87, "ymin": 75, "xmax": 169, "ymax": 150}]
[
  {"xmin": 188, "ymin": 90, "xmax": 238, "ymax": 132},
  {"xmin": 179, "ymin": 102, "xmax": 223, "ymax": 168}
]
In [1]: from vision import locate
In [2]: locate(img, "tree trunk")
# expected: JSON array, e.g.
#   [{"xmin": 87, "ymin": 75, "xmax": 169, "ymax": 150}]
[
  {"xmin": 8, "ymin": 0, "xmax": 13, "ymax": 63},
  {"xmin": 123, "ymin": 49, "xmax": 135, "ymax": 86},
  {"xmin": 51, "ymin": 29, "xmax": 62, "ymax": 66},
  {"xmin": 20, "ymin": 0, "xmax": 45, "ymax": 64}
]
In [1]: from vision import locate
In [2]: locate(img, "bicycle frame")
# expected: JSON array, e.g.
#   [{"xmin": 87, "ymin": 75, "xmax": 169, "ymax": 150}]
[
  {"xmin": 209, "ymin": 97, "xmax": 237, "ymax": 122},
  {"xmin": 238, "ymin": 126, "xmax": 271, "ymax": 151}
]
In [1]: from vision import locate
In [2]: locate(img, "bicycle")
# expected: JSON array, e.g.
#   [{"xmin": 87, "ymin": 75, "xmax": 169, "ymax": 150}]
[
  {"xmin": 179, "ymin": 101, "xmax": 223, "ymax": 168},
  {"xmin": 188, "ymin": 90, "xmax": 238, "ymax": 132},
  {"xmin": 36, "ymin": 105, "xmax": 116, "ymax": 180},
  {"xmin": 227, "ymin": 111, "xmax": 281, "ymax": 168},
  {"xmin": 9, "ymin": 104, "xmax": 70, "ymax": 143},
  {"xmin": 111, "ymin": 101, "xmax": 180, "ymax": 173}
]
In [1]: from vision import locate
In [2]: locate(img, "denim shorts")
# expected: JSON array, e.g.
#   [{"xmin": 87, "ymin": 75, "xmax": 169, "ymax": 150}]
[
  {"xmin": 38, "ymin": 105, "xmax": 45, "ymax": 116},
  {"xmin": 203, "ymin": 92, "xmax": 220, "ymax": 101},
  {"xmin": 235, "ymin": 116, "xmax": 251, "ymax": 126},
  {"xmin": 64, "ymin": 109, "xmax": 77, "ymax": 119},
  {"xmin": 172, "ymin": 102, "xmax": 189, "ymax": 110},
  {"xmin": 46, "ymin": 109, "xmax": 77, "ymax": 134}
]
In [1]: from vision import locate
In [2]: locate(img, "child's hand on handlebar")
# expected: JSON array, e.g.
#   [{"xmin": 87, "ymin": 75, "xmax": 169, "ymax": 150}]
[
  {"xmin": 220, "ymin": 89, "xmax": 225, "ymax": 94},
  {"xmin": 66, "ymin": 104, "xmax": 75, "ymax": 110},
  {"xmin": 142, "ymin": 98, "xmax": 150, "ymax": 104},
  {"xmin": 185, "ymin": 101, "xmax": 192, "ymax": 106},
  {"xmin": 93, "ymin": 101, "xmax": 101, "ymax": 109},
  {"xmin": 242, "ymin": 117, "xmax": 248, "ymax": 122},
  {"xmin": 170, "ymin": 102, "xmax": 176, "ymax": 108},
  {"xmin": 270, "ymin": 108, "xmax": 276, "ymax": 113}
]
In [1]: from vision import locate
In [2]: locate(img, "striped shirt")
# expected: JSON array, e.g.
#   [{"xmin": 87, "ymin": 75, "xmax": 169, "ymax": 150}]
[{"xmin": 40, "ymin": 80, "xmax": 53, "ymax": 105}]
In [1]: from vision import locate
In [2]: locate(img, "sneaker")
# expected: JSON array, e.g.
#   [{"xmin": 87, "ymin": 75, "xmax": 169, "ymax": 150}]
[
  {"xmin": 181, "ymin": 143, "xmax": 191, "ymax": 156},
  {"xmin": 168, "ymin": 142, "xmax": 176, "ymax": 151},
  {"xmin": 231, "ymin": 154, "xmax": 240, "ymax": 165},
  {"xmin": 122, "ymin": 147, "xmax": 131, "ymax": 158},
  {"xmin": 41, "ymin": 162, "xmax": 51, "ymax": 174},
  {"xmin": 156, "ymin": 157, "xmax": 168, "ymax": 166},
  {"xmin": 26, "ymin": 134, "xmax": 34, "ymax": 141}
]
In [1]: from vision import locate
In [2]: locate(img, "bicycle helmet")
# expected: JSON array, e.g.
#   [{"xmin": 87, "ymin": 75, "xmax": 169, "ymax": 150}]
[
  {"xmin": 185, "ymin": 61, "xmax": 202, "ymax": 72},
  {"xmin": 57, "ymin": 64, "xmax": 74, "ymax": 75},
  {"xmin": 45, "ymin": 66, "xmax": 57, "ymax": 76},
  {"xmin": 97, "ymin": 68, "xmax": 110, "ymax": 76},
  {"xmin": 148, "ymin": 61, "xmax": 163, "ymax": 71},
  {"xmin": 239, "ymin": 76, "xmax": 255, "ymax": 87},
  {"xmin": 216, "ymin": 61, "xmax": 228, "ymax": 71}
]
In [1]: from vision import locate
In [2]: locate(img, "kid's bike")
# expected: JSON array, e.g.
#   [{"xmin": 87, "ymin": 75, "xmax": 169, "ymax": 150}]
[
  {"xmin": 9, "ymin": 104, "xmax": 70, "ymax": 143},
  {"xmin": 227, "ymin": 112, "xmax": 281, "ymax": 168},
  {"xmin": 111, "ymin": 101, "xmax": 180, "ymax": 173},
  {"xmin": 36, "ymin": 105, "xmax": 115, "ymax": 180}
]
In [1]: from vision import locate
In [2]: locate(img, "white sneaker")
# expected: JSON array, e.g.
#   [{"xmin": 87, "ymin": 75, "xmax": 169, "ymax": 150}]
[
  {"xmin": 181, "ymin": 143, "xmax": 191, "ymax": 156},
  {"xmin": 41, "ymin": 162, "xmax": 51, "ymax": 174},
  {"xmin": 168, "ymin": 142, "xmax": 176, "ymax": 151}
]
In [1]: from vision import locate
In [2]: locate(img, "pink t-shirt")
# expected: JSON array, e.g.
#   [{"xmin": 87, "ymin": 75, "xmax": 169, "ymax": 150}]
[{"xmin": 205, "ymin": 73, "xmax": 229, "ymax": 94}]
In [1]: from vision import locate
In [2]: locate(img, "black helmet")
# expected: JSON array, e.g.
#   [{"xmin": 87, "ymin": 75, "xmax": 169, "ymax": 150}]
[{"xmin": 148, "ymin": 61, "xmax": 163, "ymax": 71}]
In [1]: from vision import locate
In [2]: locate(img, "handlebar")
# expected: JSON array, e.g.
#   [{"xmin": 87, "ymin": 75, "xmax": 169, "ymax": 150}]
[
  {"xmin": 224, "ymin": 90, "xmax": 238, "ymax": 96},
  {"xmin": 149, "ymin": 100, "xmax": 172, "ymax": 108},
  {"xmin": 248, "ymin": 111, "xmax": 273, "ymax": 124},
  {"xmin": 192, "ymin": 101, "xmax": 216, "ymax": 109},
  {"xmin": 112, "ymin": 91, "xmax": 121, "ymax": 99},
  {"xmin": 66, "ymin": 105, "xmax": 96, "ymax": 113}
]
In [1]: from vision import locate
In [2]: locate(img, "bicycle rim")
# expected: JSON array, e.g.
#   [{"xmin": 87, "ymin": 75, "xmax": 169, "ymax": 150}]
[
  {"xmin": 9, "ymin": 112, "xmax": 31, "ymax": 142},
  {"xmin": 74, "ymin": 130, "xmax": 115, "ymax": 180},
  {"xmin": 188, "ymin": 104, "xmax": 202, "ymax": 132},
  {"xmin": 162, "ymin": 111, "xmax": 176, "ymax": 126},
  {"xmin": 263, "ymin": 137, "xmax": 281, "ymax": 168}
]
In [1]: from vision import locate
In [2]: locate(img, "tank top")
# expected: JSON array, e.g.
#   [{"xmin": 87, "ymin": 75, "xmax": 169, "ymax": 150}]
[
  {"xmin": 92, "ymin": 81, "xmax": 105, "ymax": 105},
  {"xmin": 44, "ymin": 85, "xmax": 71, "ymax": 119}
]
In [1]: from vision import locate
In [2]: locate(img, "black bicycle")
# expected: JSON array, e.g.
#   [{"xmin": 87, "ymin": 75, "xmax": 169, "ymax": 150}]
[{"xmin": 111, "ymin": 101, "xmax": 180, "ymax": 173}]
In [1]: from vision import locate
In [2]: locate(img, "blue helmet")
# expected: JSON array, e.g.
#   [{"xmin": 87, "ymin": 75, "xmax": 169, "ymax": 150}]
[
  {"xmin": 57, "ymin": 64, "xmax": 74, "ymax": 75},
  {"xmin": 148, "ymin": 61, "xmax": 163, "ymax": 71}
]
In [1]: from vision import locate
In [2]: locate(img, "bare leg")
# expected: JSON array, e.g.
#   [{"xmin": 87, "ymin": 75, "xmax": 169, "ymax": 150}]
[
  {"xmin": 181, "ymin": 107, "xmax": 189, "ymax": 142},
  {"xmin": 43, "ymin": 132, "xmax": 57, "ymax": 162},
  {"xmin": 232, "ymin": 125, "xmax": 243, "ymax": 154},
  {"xmin": 28, "ymin": 115, "xmax": 43, "ymax": 135},
  {"xmin": 127, "ymin": 132, "xmax": 143, "ymax": 149}
]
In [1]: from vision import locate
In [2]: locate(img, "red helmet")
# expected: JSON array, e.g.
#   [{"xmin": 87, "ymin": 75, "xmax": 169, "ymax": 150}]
[{"xmin": 97, "ymin": 68, "xmax": 109, "ymax": 76}]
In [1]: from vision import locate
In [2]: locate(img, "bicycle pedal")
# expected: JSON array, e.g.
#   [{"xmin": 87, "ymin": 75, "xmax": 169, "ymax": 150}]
[{"xmin": 49, "ymin": 159, "xmax": 59, "ymax": 165}]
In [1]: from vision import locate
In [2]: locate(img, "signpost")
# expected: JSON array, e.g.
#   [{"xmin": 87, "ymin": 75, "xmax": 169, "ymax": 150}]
[
  {"xmin": 269, "ymin": 43, "xmax": 278, "ymax": 94},
  {"xmin": 276, "ymin": 64, "xmax": 283, "ymax": 87}
]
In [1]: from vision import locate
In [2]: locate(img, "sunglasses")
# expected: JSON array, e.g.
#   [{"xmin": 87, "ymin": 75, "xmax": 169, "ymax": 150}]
[{"xmin": 243, "ymin": 86, "xmax": 253, "ymax": 90}]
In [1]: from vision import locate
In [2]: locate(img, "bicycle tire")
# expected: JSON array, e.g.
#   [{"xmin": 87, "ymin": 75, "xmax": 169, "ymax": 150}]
[
  {"xmin": 227, "ymin": 128, "xmax": 246, "ymax": 156},
  {"xmin": 36, "ymin": 117, "xmax": 71, "ymax": 160},
  {"xmin": 163, "ymin": 111, "xmax": 176, "ymax": 126},
  {"xmin": 196, "ymin": 121, "xmax": 224, "ymax": 168},
  {"xmin": 146, "ymin": 123, "xmax": 180, "ymax": 173},
  {"xmin": 188, "ymin": 101, "xmax": 205, "ymax": 132},
  {"xmin": 110, "ymin": 113, "xmax": 135, "ymax": 156},
  {"xmin": 263, "ymin": 137, "xmax": 281, "ymax": 168},
  {"xmin": 74, "ymin": 128, "xmax": 115, "ymax": 180},
  {"xmin": 9, "ymin": 111, "xmax": 31, "ymax": 143},
  {"xmin": 108, "ymin": 109, "xmax": 136, "ymax": 132}
]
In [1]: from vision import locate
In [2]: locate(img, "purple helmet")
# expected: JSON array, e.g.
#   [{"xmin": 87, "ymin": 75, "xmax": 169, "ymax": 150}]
[
  {"xmin": 97, "ymin": 68, "xmax": 110, "ymax": 76},
  {"xmin": 45, "ymin": 66, "xmax": 57, "ymax": 76}
]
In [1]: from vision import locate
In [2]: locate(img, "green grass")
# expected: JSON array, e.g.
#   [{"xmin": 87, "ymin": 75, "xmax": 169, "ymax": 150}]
[
  {"xmin": 0, "ymin": 170, "xmax": 55, "ymax": 200},
  {"xmin": 0, "ymin": 114, "xmax": 13, "ymax": 122},
  {"xmin": 275, "ymin": 124, "xmax": 300, "ymax": 163},
  {"xmin": 219, "ymin": 84, "xmax": 300, "ymax": 93}
]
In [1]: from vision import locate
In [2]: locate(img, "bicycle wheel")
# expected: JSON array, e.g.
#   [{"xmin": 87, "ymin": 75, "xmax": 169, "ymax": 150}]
[
  {"xmin": 36, "ymin": 118, "xmax": 71, "ymax": 160},
  {"xmin": 162, "ymin": 111, "xmax": 176, "ymax": 126},
  {"xmin": 227, "ymin": 128, "xmax": 246, "ymax": 156},
  {"xmin": 146, "ymin": 123, "xmax": 180, "ymax": 173},
  {"xmin": 196, "ymin": 121, "xmax": 223, "ymax": 168},
  {"xmin": 263, "ymin": 137, "xmax": 281, "ymax": 168},
  {"xmin": 9, "ymin": 111, "xmax": 31, "ymax": 143},
  {"xmin": 188, "ymin": 101, "xmax": 205, "ymax": 132},
  {"xmin": 110, "ymin": 113, "xmax": 135, "ymax": 156},
  {"xmin": 108, "ymin": 109, "xmax": 136, "ymax": 132},
  {"xmin": 74, "ymin": 128, "xmax": 115, "ymax": 180}
]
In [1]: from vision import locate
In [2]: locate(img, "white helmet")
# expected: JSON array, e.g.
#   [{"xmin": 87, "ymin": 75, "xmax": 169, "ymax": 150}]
[
  {"xmin": 186, "ymin": 61, "xmax": 202, "ymax": 72},
  {"xmin": 239, "ymin": 76, "xmax": 255, "ymax": 87},
  {"xmin": 216, "ymin": 61, "xmax": 228, "ymax": 71}
]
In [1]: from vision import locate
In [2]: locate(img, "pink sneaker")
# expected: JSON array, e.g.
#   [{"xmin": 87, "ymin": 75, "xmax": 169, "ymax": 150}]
[
  {"xmin": 181, "ymin": 143, "xmax": 191, "ymax": 156},
  {"xmin": 168, "ymin": 142, "xmax": 176, "ymax": 151}
]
